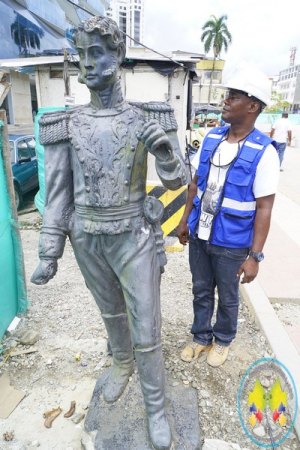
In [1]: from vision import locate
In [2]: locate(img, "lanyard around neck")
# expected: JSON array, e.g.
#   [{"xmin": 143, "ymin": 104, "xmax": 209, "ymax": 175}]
[{"xmin": 209, "ymin": 129, "xmax": 254, "ymax": 168}]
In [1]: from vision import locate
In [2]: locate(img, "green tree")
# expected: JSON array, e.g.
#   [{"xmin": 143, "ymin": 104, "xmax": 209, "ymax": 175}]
[
  {"xmin": 201, "ymin": 15, "xmax": 232, "ymax": 105},
  {"xmin": 264, "ymin": 91, "xmax": 290, "ymax": 113}
]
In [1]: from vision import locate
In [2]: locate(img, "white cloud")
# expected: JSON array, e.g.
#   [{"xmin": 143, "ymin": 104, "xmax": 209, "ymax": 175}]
[{"xmin": 143, "ymin": 0, "xmax": 300, "ymax": 76}]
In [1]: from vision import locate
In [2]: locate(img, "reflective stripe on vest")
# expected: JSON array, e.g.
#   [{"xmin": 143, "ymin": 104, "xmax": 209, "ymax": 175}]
[
  {"xmin": 197, "ymin": 188, "xmax": 203, "ymax": 199},
  {"xmin": 222, "ymin": 198, "xmax": 256, "ymax": 211}
]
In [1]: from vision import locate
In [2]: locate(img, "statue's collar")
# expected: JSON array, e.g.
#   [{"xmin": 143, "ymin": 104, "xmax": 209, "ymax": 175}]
[
  {"xmin": 84, "ymin": 101, "xmax": 131, "ymax": 117},
  {"xmin": 88, "ymin": 79, "xmax": 127, "ymax": 114}
]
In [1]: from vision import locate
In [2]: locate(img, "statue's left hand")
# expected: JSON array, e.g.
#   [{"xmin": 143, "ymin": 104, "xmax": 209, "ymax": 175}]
[{"xmin": 138, "ymin": 119, "xmax": 173, "ymax": 161}]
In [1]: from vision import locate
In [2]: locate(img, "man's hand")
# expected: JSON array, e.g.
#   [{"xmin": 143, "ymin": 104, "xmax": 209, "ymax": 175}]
[
  {"xmin": 177, "ymin": 219, "xmax": 189, "ymax": 245},
  {"xmin": 237, "ymin": 258, "xmax": 259, "ymax": 284},
  {"xmin": 31, "ymin": 259, "xmax": 58, "ymax": 285},
  {"xmin": 138, "ymin": 119, "xmax": 172, "ymax": 161}
]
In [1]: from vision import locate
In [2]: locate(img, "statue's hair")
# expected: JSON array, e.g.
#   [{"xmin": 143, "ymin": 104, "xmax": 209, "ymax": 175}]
[{"xmin": 73, "ymin": 16, "xmax": 125, "ymax": 55}]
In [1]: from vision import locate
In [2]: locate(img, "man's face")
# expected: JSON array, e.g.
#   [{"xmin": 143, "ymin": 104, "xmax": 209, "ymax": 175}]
[
  {"xmin": 222, "ymin": 89, "xmax": 253, "ymax": 124},
  {"xmin": 76, "ymin": 31, "xmax": 121, "ymax": 91}
]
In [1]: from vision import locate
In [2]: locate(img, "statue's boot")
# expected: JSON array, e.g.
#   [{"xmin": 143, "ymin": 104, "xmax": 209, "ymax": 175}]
[
  {"xmin": 102, "ymin": 313, "xmax": 134, "ymax": 403},
  {"xmin": 135, "ymin": 346, "xmax": 171, "ymax": 450}
]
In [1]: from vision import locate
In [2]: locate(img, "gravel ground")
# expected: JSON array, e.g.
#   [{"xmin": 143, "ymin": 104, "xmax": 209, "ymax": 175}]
[{"xmin": 0, "ymin": 215, "xmax": 299, "ymax": 450}]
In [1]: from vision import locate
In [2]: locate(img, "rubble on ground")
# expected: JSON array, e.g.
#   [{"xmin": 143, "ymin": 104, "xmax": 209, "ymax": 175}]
[{"xmin": 0, "ymin": 224, "xmax": 299, "ymax": 449}]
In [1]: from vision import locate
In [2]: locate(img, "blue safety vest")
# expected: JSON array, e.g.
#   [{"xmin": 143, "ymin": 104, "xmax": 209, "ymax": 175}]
[{"xmin": 188, "ymin": 126, "xmax": 277, "ymax": 248}]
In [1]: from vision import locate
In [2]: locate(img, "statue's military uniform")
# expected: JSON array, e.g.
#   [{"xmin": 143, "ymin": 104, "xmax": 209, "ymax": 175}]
[{"xmin": 38, "ymin": 101, "xmax": 186, "ymax": 354}]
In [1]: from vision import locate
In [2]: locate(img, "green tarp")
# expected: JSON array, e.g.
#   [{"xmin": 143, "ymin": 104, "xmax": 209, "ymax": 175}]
[{"xmin": 0, "ymin": 120, "xmax": 28, "ymax": 341}]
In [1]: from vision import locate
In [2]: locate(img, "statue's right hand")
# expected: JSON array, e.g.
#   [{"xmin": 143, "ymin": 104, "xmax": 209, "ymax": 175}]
[{"xmin": 31, "ymin": 259, "xmax": 58, "ymax": 285}]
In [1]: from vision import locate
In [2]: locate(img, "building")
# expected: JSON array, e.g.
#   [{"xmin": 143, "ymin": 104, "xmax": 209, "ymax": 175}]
[
  {"xmin": 2, "ymin": 49, "xmax": 199, "ymax": 148},
  {"xmin": 0, "ymin": 0, "xmax": 110, "ymax": 59},
  {"xmin": 106, "ymin": 0, "xmax": 144, "ymax": 48},
  {"xmin": 0, "ymin": 0, "xmax": 109, "ymax": 124},
  {"xmin": 192, "ymin": 58, "xmax": 225, "ymax": 107},
  {"xmin": 276, "ymin": 64, "xmax": 300, "ymax": 113}
]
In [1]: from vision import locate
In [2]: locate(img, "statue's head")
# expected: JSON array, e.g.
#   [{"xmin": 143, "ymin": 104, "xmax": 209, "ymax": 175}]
[{"xmin": 73, "ymin": 16, "xmax": 126, "ymax": 90}]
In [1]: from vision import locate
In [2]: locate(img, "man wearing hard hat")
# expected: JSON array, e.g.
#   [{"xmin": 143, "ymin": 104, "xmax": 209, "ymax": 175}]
[{"xmin": 177, "ymin": 63, "xmax": 279, "ymax": 367}]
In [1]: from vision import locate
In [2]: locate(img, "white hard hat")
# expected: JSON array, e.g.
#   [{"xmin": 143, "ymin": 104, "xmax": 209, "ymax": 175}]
[{"xmin": 222, "ymin": 62, "xmax": 271, "ymax": 106}]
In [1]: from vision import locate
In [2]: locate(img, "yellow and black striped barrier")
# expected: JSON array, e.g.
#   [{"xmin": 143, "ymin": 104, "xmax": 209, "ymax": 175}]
[{"xmin": 146, "ymin": 183, "xmax": 187, "ymax": 252}]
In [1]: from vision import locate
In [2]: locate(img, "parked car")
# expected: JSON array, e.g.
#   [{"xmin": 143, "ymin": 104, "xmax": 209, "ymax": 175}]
[{"xmin": 9, "ymin": 134, "xmax": 38, "ymax": 210}]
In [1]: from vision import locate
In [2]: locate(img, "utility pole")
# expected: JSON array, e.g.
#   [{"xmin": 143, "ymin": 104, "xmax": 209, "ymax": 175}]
[{"xmin": 198, "ymin": 74, "xmax": 202, "ymax": 106}]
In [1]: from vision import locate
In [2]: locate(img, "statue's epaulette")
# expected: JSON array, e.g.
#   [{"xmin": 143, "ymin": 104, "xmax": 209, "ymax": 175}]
[
  {"xmin": 39, "ymin": 110, "xmax": 69, "ymax": 145},
  {"xmin": 129, "ymin": 101, "xmax": 178, "ymax": 132}
]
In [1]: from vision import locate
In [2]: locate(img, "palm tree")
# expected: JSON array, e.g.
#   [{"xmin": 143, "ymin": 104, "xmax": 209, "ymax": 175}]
[
  {"xmin": 201, "ymin": 15, "xmax": 232, "ymax": 105},
  {"xmin": 11, "ymin": 14, "xmax": 44, "ymax": 57}
]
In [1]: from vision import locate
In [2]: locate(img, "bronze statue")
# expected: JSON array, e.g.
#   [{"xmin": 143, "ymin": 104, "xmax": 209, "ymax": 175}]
[{"xmin": 31, "ymin": 16, "xmax": 186, "ymax": 450}]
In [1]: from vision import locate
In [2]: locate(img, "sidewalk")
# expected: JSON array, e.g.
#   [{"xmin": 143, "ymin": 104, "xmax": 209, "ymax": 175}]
[{"xmin": 240, "ymin": 135, "xmax": 300, "ymax": 437}]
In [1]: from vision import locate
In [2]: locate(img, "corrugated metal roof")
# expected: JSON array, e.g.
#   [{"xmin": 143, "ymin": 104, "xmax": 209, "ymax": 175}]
[
  {"xmin": 0, "ymin": 56, "xmax": 66, "ymax": 69},
  {"xmin": 0, "ymin": 49, "xmax": 203, "ymax": 70}
]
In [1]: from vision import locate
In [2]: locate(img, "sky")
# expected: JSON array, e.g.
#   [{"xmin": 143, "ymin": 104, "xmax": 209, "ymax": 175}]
[{"xmin": 143, "ymin": 0, "xmax": 300, "ymax": 77}]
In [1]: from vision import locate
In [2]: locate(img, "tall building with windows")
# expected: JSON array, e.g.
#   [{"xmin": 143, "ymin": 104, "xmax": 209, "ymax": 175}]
[
  {"xmin": 277, "ymin": 64, "xmax": 300, "ymax": 113},
  {"xmin": 106, "ymin": 0, "xmax": 144, "ymax": 48}
]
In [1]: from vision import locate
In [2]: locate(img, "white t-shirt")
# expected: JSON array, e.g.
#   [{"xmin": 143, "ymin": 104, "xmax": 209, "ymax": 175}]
[
  {"xmin": 191, "ymin": 140, "xmax": 279, "ymax": 240},
  {"xmin": 271, "ymin": 118, "xmax": 292, "ymax": 143}
]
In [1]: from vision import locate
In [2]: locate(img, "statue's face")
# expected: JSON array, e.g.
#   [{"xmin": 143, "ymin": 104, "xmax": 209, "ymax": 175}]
[{"xmin": 76, "ymin": 31, "xmax": 121, "ymax": 91}]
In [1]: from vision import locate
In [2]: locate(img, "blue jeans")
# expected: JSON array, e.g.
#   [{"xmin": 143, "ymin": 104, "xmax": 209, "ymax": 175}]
[
  {"xmin": 276, "ymin": 142, "xmax": 286, "ymax": 167},
  {"xmin": 189, "ymin": 237, "xmax": 248, "ymax": 346}
]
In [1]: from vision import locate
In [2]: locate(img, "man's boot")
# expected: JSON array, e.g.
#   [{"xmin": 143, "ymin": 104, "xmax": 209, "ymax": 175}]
[
  {"xmin": 135, "ymin": 345, "xmax": 171, "ymax": 450},
  {"xmin": 101, "ymin": 313, "xmax": 134, "ymax": 403}
]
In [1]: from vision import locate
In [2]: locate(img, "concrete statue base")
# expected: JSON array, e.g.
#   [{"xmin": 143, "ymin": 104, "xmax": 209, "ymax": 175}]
[{"xmin": 82, "ymin": 367, "xmax": 202, "ymax": 450}]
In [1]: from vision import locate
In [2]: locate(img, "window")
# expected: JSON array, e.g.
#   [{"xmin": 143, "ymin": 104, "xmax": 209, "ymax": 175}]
[
  {"xmin": 134, "ymin": 10, "xmax": 140, "ymax": 41},
  {"xmin": 18, "ymin": 141, "xmax": 31, "ymax": 160},
  {"xmin": 26, "ymin": 0, "xmax": 66, "ymax": 32},
  {"xmin": 87, "ymin": 0, "xmax": 104, "ymax": 14},
  {"xmin": 119, "ymin": 10, "xmax": 127, "ymax": 42},
  {"xmin": 26, "ymin": 138, "xmax": 36, "ymax": 157},
  {"xmin": 212, "ymin": 70, "xmax": 221, "ymax": 81}
]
